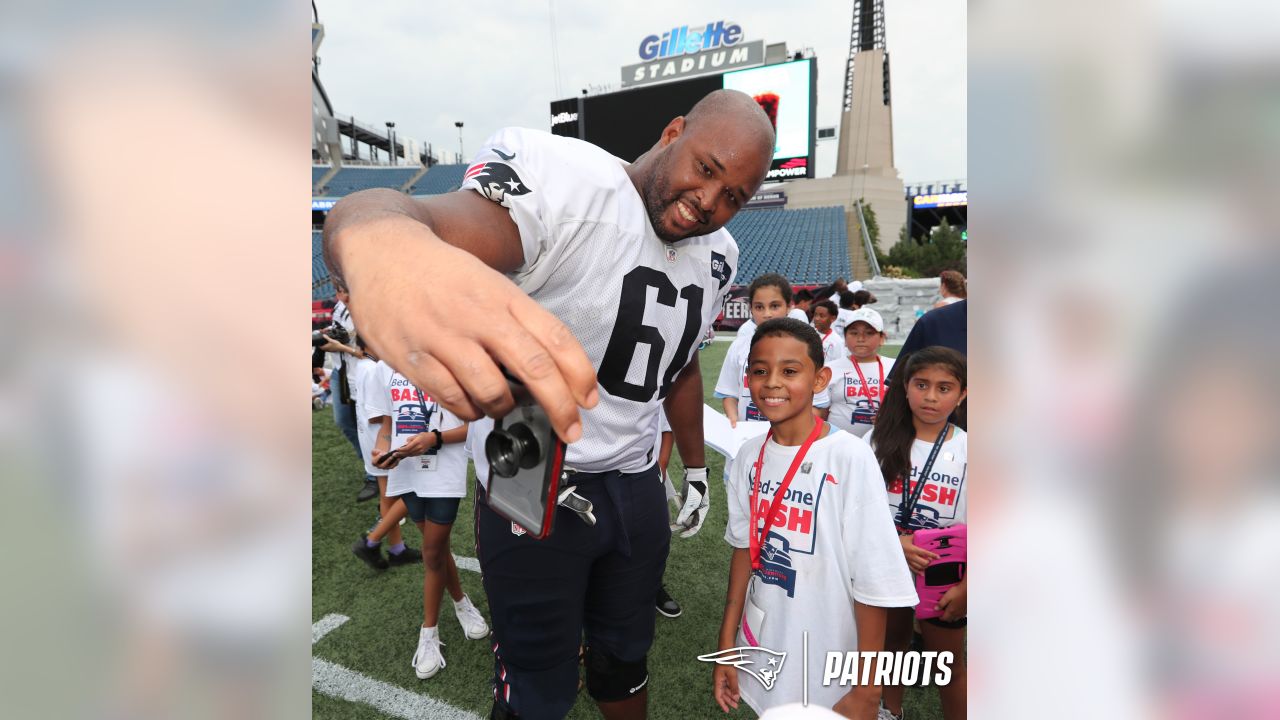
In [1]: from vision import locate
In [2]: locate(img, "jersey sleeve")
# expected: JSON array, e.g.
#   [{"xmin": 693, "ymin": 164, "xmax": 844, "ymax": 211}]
[
  {"xmin": 844, "ymin": 442, "xmax": 919, "ymax": 607},
  {"xmin": 458, "ymin": 127, "xmax": 555, "ymax": 274},
  {"xmin": 723, "ymin": 439, "xmax": 756, "ymax": 549}
]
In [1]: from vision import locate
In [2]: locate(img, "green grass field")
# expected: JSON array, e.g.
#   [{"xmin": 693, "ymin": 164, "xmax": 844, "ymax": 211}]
[{"xmin": 313, "ymin": 341, "xmax": 945, "ymax": 719}]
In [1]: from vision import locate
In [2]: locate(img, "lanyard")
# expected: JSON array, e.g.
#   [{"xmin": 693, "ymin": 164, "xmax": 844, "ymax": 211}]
[
  {"xmin": 897, "ymin": 423, "xmax": 951, "ymax": 531},
  {"xmin": 821, "ymin": 329, "xmax": 832, "ymax": 345},
  {"xmin": 749, "ymin": 415, "xmax": 825, "ymax": 570},
  {"xmin": 850, "ymin": 356, "xmax": 885, "ymax": 410}
]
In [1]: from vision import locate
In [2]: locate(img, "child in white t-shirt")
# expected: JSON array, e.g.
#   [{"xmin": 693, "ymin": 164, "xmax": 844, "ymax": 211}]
[
  {"xmin": 715, "ymin": 318, "xmax": 917, "ymax": 717},
  {"xmin": 815, "ymin": 308, "xmax": 895, "ymax": 438},
  {"xmin": 865, "ymin": 346, "xmax": 968, "ymax": 720},
  {"xmin": 715, "ymin": 274, "xmax": 794, "ymax": 428},
  {"xmin": 350, "ymin": 346, "xmax": 411, "ymax": 563},
  {"xmin": 809, "ymin": 300, "xmax": 844, "ymax": 364},
  {"xmin": 365, "ymin": 361, "xmax": 490, "ymax": 681}
]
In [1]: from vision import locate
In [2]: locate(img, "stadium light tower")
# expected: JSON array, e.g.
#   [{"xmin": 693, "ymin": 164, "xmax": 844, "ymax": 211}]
[
  {"xmin": 455, "ymin": 121, "xmax": 464, "ymax": 162},
  {"xmin": 385, "ymin": 121, "xmax": 396, "ymax": 166}
]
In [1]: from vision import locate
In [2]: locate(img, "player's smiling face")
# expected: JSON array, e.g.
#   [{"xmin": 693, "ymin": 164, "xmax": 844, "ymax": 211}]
[
  {"xmin": 747, "ymin": 334, "xmax": 831, "ymax": 433},
  {"xmin": 643, "ymin": 116, "xmax": 770, "ymax": 243}
]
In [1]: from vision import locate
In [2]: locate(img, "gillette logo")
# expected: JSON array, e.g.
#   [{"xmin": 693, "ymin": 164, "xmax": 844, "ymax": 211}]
[{"xmin": 638, "ymin": 21, "xmax": 743, "ymax": 60}]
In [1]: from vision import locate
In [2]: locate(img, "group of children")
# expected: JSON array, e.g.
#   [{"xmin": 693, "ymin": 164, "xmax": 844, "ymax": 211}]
[
  {"xmin": 711, "ymin": 275, "xmax": 968, "ymax": 720},
  {"xmin": 320, "ymin": 272, "xmax": 967, "ymax": 719}
]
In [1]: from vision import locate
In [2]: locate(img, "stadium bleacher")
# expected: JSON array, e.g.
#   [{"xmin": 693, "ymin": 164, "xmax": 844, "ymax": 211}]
[
  {"xmin": 312, "ymin": 163, "xmax": 470, "ymax": 197},
  {"xmin": 313, "ymin": 231, "xmax": 333, "ymax": 301},
  {"xmin": 726, "ymin": 205, "xmax": 851, "ymax": 284},
  {"xmin": 410, "ymin": 164, "xmax": 467, "ymax": 195},
  {"xmin": 312, "ymin": 204, "xmax": 852, "ymax": 297}
]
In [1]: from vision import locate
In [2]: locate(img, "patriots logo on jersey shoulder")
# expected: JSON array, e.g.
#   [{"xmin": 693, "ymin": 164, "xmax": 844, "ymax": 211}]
[{"xmin": 464, "ymin": 159, "xmax": 531, "ymax": 207}]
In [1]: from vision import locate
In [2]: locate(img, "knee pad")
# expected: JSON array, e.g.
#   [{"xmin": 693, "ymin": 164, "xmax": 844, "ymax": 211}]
[{"xmin": 583, "ymin": 646, "xmax": 648, "ymax": 702}]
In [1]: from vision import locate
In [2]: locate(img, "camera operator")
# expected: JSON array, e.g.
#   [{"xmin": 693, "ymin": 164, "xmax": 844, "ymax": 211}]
[{"xmin": 315, "ymin": 285, "xmax": 379, "ymax": 503}]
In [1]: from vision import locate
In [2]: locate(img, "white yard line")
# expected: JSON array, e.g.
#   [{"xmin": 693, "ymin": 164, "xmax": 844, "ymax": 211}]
[
  {"xmin": 312, "ymin": 613, "xmax": 350, "ymax": 645},
  {"xmin": 312, "ymin": 615, "xmax": 483, "ymax": 720},
  {"xmin": 453, "ymin": 553, "xmax": 480, "ymax": 573}
]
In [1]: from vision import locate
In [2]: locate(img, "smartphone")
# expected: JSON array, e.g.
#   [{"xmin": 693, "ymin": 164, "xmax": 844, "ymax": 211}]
[
  {"xmin": 483, "ymin": 379, "xmax": 566, "ymax": 540},
  {"xmin": 912, "ymin": 525, "xmax": 967, "ymax": 620},
  {"xmin": 373, "ymin": 449, "xmax": 401, "ymax": 468}
]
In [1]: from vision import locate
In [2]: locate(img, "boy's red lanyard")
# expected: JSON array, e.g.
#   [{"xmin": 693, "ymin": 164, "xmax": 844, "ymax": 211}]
[
  {"xmin": 821, "ymin": 329, "xmax": 832, "ymax": 345},
  {"xmin": 749, "ymin": 416, "xmax": 824, "ymax": 570},
  {"xmin": 851, "ymin": 356, "xmax": 884, "ymax": 406}
]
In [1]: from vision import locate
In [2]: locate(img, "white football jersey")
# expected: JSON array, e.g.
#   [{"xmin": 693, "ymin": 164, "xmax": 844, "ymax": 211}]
[{"xmin": 460, "ymin": 128, "xmax": 738, "ymax": 475}]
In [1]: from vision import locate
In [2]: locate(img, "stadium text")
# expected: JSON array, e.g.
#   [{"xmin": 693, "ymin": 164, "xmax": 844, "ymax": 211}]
[
  {"xmin": 822, "ymin": 652, "xmax": 954, "ymax": 687},
  {"xmin": 767, "ymin": 164, "xmax": 809, "ymax": 180},
  {"xmin": 550, "ymin": 111, "xmax": 578, "ymax": 127},
  {"xmin": 631, "ymin": 46, "xmax": 753, "ymax": 83},
  {"xmin": 638, "ymin": 21, "xmax": 742, "ymax": 60}
]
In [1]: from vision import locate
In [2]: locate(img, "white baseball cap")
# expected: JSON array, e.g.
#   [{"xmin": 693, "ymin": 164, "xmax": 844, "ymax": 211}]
[{"xmin": 845, "ymin": 307, "xmax": 884, "ymax": 332}]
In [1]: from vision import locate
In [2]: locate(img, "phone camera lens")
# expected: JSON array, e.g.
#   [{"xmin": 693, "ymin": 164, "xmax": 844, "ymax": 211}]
[{"xmin": 485, "ymin": 422, "xmax": 542, "ymax": 478}]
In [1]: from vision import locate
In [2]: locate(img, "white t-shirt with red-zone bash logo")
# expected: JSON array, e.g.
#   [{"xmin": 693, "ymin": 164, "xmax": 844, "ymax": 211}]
[
  {"xmin": 459, "ymin": 127, "xmax": 737, "ymax": 478},
  {"xmin": 366, "ymin": 361, "xmax": 468, "ymax": 499},
  {"xmin": 724, "ymin": 428, "xmax": 918, "ymax": 713},
  {"xmin": 866, "ymin": 426, "xmax": 968, "ymax": 531},
  {"xmin": 814, "ymin": 355, "xmax": 896, "ymax": 438}
]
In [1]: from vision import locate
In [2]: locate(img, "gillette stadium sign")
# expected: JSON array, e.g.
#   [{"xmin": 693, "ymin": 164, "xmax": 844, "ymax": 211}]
[{"xmin": 623, "ymin": 20, "xmax": 764, "ymax": 88}]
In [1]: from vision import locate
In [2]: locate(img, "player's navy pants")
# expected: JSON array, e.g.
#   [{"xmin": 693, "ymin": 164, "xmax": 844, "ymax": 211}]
[{"xmin": 475, "ymin": 464, "xmax": 670, "ymax": 719}]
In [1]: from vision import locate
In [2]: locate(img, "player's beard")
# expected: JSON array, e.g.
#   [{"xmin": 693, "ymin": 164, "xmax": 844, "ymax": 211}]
[{"xmin": 642, "ymin": 152, "xmax": 684, "ymax": 244}]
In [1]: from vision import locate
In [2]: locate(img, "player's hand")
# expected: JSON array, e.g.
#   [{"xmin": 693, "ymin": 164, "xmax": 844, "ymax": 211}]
[
  {"xmin": 900, "ymin": 534, "xmax": 939, "ymax": 575},
  {"xmin": 675, "ymin": 467, "xmax": 710, "ymax": 538},
  {"xmin": 712, "ymin": 664, "xmax": 740, "ymax": 712},
  {"xmin": 936, "ymin": 577, "xmax": 967, "ymax": 622},
  {"xmin": 397, "ymin": 432, "xmax": 436, "ymax": 457},
  {"xmin": 336, "ymin": 214, "xmax": 598, "ymax": 443}
]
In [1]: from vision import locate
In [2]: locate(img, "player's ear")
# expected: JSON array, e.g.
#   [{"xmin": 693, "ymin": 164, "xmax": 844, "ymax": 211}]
[
  {"xmin": 813, "ymin": 366, "xmax": 832, "ymax": 394},
  {"xmin": 660, "ymin": 116, "xmax": 686, "ymax": 147}
]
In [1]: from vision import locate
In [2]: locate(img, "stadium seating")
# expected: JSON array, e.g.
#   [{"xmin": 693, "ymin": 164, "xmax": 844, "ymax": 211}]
[
  {"xmin": 313, "ymin": 231, "xmax": 334, "ymax": 300},
  {"xmin": 725, "ymin": 206, "xmax": 851, "ymax": 285},
  {"xmin": 409, "ymin": 164, "xmax": 467, "ymax": 195},
  {"xmin": 313, "ymin": 166, "xmax": 418, "ymax": 196},
  {"xmin": 313, "ymin": 205, "xmax": 851, "ymax": 298},
  {"xmin": 312, "ymin": 163, "xmax": 470, "ymax": 197}
]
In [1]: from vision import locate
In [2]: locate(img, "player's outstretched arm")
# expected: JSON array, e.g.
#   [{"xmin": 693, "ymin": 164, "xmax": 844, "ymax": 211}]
[{"xmin": 324, "ymin": 189, "xmax": 598, "ymax": 443}]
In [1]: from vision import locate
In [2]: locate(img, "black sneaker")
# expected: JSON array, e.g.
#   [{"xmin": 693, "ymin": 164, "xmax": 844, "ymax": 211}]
[
  {"xmin": 388, "ymin": 546, "xmax": 423, "ymax": 567},
  {"xmin": 356, "ymin": 479, "xmax": 379, "ymax": 503},
  {"xmin": 351, "ymin": 537, "xmax": 388, "ymax": 570},
  {"xmin": 655, "ymin": 585, "xmax": 681, "ymax": 618}
]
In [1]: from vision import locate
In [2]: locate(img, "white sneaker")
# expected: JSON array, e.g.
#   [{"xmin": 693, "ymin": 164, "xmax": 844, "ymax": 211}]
[
  {"xmin": 411, "ymin": 627, "xmax": 446, "ymax": 679},
  {"xmin": 454, "ymin": 596, "xmax": 490, "ymax": 640}
]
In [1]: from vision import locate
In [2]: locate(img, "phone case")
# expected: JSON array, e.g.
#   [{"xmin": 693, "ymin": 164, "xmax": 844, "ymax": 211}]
[
  {"xmin": 484, "ymin": 401, "xmax": 565, "ymax": 540},
  {"xmin": 912, "ymin": 524, "xmax": 966, "ymax": 620}
]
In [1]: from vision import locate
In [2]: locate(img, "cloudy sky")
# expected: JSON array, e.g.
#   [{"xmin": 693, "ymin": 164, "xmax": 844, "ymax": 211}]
[{"xmin": 314, "ymin": 0, "xmax": 965, "ymax": 183}]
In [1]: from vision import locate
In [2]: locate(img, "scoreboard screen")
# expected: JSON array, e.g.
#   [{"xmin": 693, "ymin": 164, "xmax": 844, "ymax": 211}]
[{"xmin": 551, "ymin": 58, "xmax": 816, "ymax": 181}]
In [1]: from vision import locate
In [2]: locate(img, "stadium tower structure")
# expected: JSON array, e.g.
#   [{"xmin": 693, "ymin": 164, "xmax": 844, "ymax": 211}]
[{"xmin": 783, "ymin": 0, "xmax": 906, "ymax": 264}]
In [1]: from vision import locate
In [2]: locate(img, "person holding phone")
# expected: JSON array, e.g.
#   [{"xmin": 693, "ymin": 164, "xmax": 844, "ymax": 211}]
[
  {"xmin": 866, "ymin": 347, "xmax": 969, "ymax": 720},
  {"xmin": 367, "ymin": 360, "xmax": 491, "ymax": 680},
  {"xmin": 324, "ymin": 89, "xmax": 775, "ymax": 720}
]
